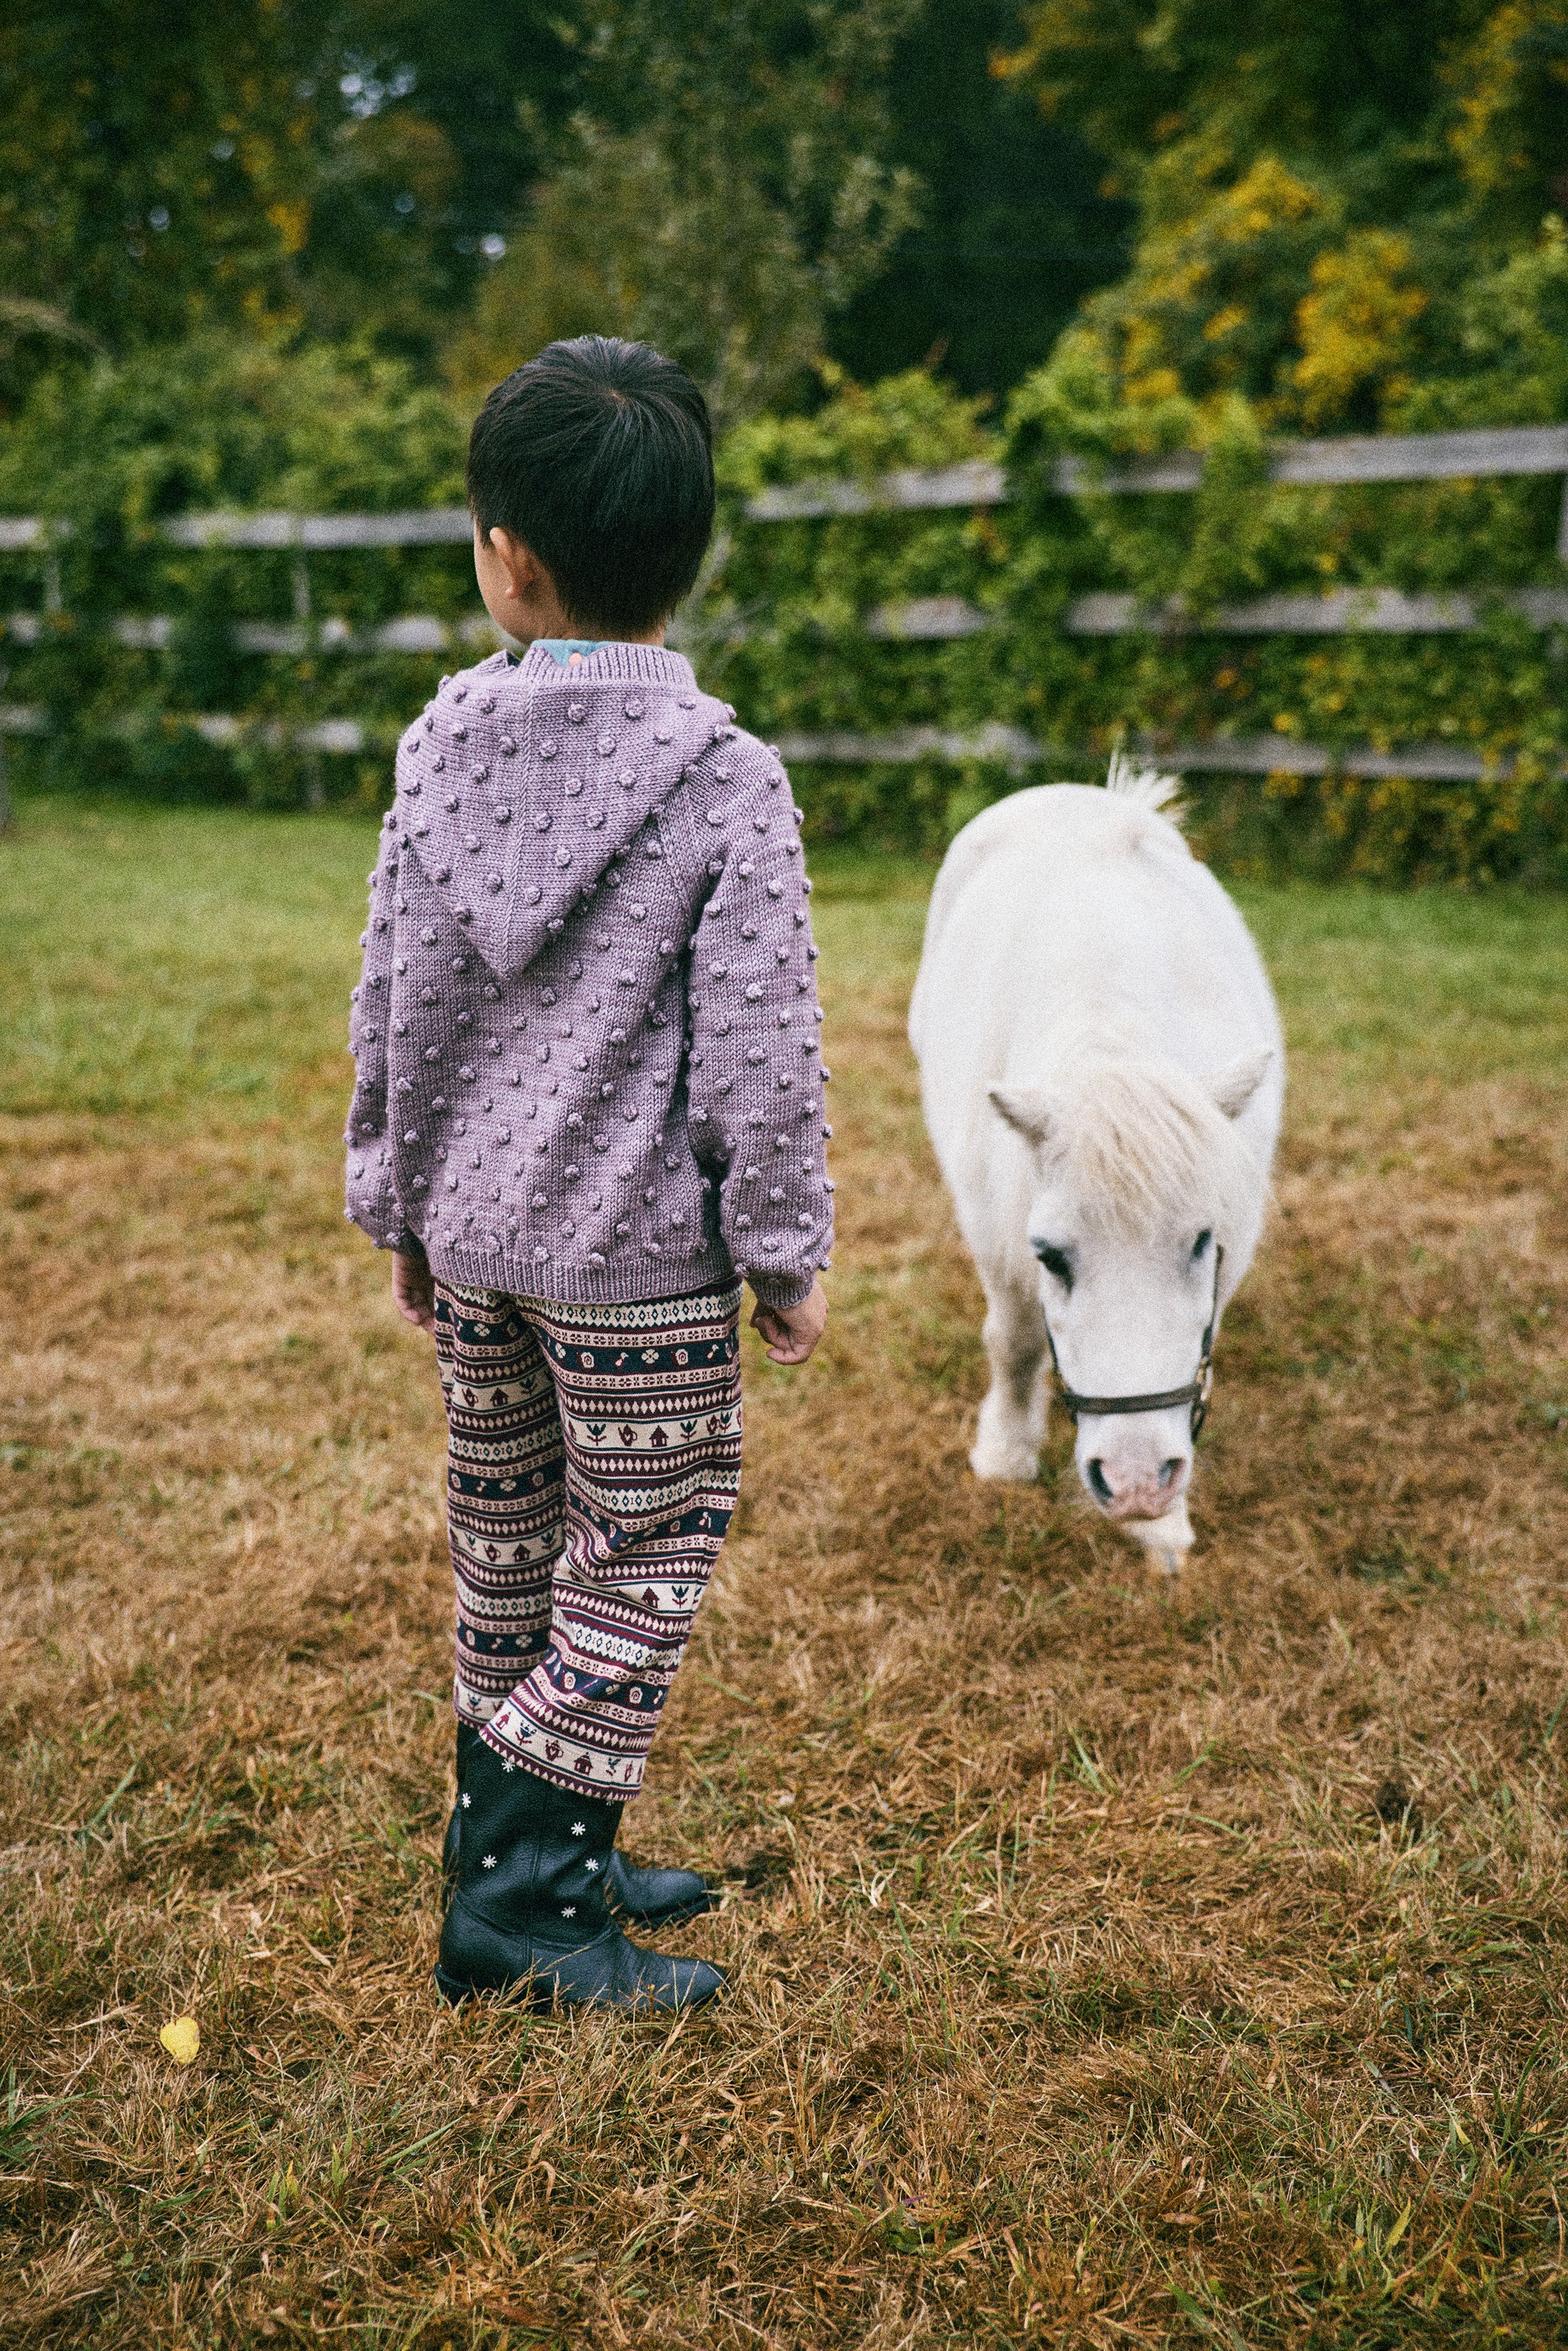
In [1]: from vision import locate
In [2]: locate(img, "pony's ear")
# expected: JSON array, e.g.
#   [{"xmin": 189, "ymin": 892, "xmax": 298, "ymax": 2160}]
[
  {"xmin": 1205, "ymin": 1049, "xmax": 1273, "ymax": 1121},
  {"xmin": 988, "ymin": 1084, "xmax": 1056, "ymax": 1145}
]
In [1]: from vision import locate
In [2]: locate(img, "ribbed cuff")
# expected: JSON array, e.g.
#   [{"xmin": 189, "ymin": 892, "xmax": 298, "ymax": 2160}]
[{"xmin": 746, "ymin": 1270, "xmax": 815, "ymax": 1312}]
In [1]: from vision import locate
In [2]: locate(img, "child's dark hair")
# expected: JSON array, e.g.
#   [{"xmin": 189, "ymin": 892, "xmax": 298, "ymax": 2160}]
[{"xmin": 467, "ymin": 336, "xmax": 715, "ymax": 636}]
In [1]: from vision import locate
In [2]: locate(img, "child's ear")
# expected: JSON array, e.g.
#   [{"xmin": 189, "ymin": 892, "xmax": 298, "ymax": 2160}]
[{"xmin": 486, "ymin": 527, "xmax": 528, "ymax": 603}]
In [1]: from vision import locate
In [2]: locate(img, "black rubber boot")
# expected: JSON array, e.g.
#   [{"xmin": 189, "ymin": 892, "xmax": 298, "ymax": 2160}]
[
  {"xmin": 604, "ymin": 1847, "xmax": 713, "ymax": 1928},
  {"xmin": 440, "ymin": 1727, "xmax": 711, "ymax": 1928},
  {"xmin": 434, "ymin": 1738, "xmax": 725, "ymax": 2014},
  {"xmin": 440, "ymin": 1721, "xmax": 483, "ymax": 1900}
]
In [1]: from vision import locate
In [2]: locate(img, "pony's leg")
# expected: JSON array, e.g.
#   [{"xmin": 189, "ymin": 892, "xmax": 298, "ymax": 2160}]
[{"xmin": 971, "ymin": 1274, "xmax": 1048, "ymax": 1481}]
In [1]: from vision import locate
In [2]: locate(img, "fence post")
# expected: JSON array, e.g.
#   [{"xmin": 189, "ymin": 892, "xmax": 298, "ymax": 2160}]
[{"xmin": 291, "ymin": 518, "xmax": 324, "ymax": 811}]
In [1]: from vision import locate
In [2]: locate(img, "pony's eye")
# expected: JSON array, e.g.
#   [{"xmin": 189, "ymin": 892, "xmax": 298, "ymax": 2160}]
[
  {"xmin": 1033, "ymin": 1242, "xmax": 1073, "ymax": 1288},
  {"xmin": 1192, "ymin": 1228, "xmax": 1213, "ymax": 1260}
]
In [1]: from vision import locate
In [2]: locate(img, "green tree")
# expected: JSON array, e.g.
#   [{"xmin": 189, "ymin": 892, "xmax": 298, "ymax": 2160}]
[
  {"xmin": 0, "ymin": 0, "xmax": 575, "ymax": 403},
  {"xmin": 0, "ymin": 0, "xmax": 322, "ymax": 384},
  {"xmin": 292, "ymin": 0, "xmax": 577, "ymax": 351},
  {"xmin": 826, "ymin": 0, "xmax": 1133, "ymax": 396},
  {"xmin": 999, "ymin": 0, "xmax": 1568, "ymax": 436},
  {"xmin": 448, "ymin": 0, "xmax": 925, "ymax": 427}
]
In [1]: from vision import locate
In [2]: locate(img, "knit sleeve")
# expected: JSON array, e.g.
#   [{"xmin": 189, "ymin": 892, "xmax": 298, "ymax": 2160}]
[
  {"xmin": 681, "ymin": 738, "xmax": 835, "ymax": 1312},
  {"xmin": 344, "ymin": 817, "xmax": 419, "ymax": 1255}
]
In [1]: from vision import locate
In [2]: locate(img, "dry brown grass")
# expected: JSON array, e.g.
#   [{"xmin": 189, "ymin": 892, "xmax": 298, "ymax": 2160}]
[{"xmin": 3, "ymin": 803, "xmax": 1568, "ymax": 2348}]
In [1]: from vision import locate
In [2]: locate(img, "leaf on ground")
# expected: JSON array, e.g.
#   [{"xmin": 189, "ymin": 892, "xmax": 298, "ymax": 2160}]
[{"xmin": 159, "ymin": 2017, "xmax": 200, "ymax": 2065}]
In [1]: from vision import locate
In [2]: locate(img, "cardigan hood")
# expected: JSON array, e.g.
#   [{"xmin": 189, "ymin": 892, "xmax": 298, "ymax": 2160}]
[{"xmin": 397, "ymin": 641, "xmax": 716, "ymax": 980}]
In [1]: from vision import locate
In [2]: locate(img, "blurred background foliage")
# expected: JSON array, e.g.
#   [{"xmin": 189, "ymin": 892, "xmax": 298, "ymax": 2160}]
[
  {"xmin": 8, "ymin": 0, "xmax": 1565, "ymax": 426},
  {"xmin": 3, "ymin": 0, "xmax": 1568, "ymax": 880},
  {"xmin": 0, "ymin": 0, "xmax": 1125, "ymax": 418}
]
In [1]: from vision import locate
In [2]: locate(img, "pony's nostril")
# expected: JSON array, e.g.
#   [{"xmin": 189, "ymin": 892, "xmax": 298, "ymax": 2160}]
[
  {"xmin": 1158, "ymin": 1458, "xmax": 1183, "ymax": 1491},
  {"xmin": 1087, "ymin": 1459, "xmax": 1112, "ymax": 1503}
]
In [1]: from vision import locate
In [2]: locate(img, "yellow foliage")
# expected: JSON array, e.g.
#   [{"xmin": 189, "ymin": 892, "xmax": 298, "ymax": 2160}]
[
  {"xmin": 341, "ymin": 113, "xmax": 458, "ymax": 212},
  {"xmin": 1291, "ymin": 230, "xmax": 1428, "ymax": 426},
  {"xmin": 990, "ymin": 0, "xmax": 1099, "ymax": 101},
  {"xmin": 445, "ymin": 232, "xmax": 632, "ymax": 419},
  {"xmin": 264, "ymin": 200, "xmax": 309, "ymax": 257},
  {"xmin": 1076, "ymin": 156, "xmax": 1330, "ymax": 409},
  {"xmin": 1124, "ymin": 364, "xmax": 1183, "ymax": 404},
  {"xmin": 1445, "ymin": 1, "xmax": 1568, "ymax": 200},
  {"xmin": 1205, "ymin": 158, "xmax": 1321, "ymax": 237}
]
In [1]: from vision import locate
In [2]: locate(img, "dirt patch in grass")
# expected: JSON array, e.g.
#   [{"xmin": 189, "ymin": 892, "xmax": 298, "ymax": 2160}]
[{"xmin": 3, "ymin": 806, "xmax": 1568, "ymax": 2346}]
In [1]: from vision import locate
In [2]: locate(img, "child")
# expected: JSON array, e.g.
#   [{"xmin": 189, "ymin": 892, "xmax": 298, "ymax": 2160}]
[{"xmin": 344, "ymin": 336, "xmax": 832, "ymax": 2013}]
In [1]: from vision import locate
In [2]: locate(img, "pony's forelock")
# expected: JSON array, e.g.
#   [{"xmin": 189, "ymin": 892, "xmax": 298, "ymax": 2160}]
[{"xmin": 1042, "ymin": 1057, "xmax": 1256, "ymax": 1240}]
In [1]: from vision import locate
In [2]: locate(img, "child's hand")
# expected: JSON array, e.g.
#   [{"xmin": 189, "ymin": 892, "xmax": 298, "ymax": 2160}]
[
  {"xmin": 750, "ymin": 1277, "xmax": 828, "ymax": 1366},
  {"xmin": 393, "ymin": 1249, "xmax": 437, "ymax": 1334}
]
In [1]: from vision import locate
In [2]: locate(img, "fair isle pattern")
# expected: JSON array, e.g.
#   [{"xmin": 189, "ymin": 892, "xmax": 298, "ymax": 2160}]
[{"xmin": 435, "ymin": 1276, "xmax": 743, "ymax": 1800}]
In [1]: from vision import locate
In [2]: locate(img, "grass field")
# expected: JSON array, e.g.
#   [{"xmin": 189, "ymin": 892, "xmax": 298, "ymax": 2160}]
[{"xmin": 4, "ymin": 797, "xmax": 1568, "ymax": 2350}]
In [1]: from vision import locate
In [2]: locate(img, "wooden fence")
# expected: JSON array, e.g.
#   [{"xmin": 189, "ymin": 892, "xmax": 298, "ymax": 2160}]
[{"xmin": 3, "ymin": 421, "xmax": 1567, "ymax": 801}]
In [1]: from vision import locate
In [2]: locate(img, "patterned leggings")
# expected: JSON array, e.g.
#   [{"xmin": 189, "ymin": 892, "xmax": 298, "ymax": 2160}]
[{"xmin": 434, "ymin": 1278, "xmax": 743, "ymax": 1800}]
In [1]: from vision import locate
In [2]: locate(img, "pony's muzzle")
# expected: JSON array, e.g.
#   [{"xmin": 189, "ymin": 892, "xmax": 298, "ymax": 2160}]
[{"xmin": 1083, "ymin": 1447, "xmax": 1191, "ymax": 1523}]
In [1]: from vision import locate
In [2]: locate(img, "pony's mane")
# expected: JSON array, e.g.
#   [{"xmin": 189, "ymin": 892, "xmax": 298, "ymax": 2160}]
[
  {"xmin": 1050, "ymin": 1054, "xmax": 1254, "ymax": 1240},
  {"xmin": 1103, "ymin": 748, "xmax": 1186, "ymax": 826}
]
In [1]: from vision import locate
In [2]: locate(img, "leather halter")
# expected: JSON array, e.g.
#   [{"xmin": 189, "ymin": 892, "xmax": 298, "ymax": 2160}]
[{"xmin": 1038, "ymin": 1241, "xmax": 1224, "ymax": 1442}]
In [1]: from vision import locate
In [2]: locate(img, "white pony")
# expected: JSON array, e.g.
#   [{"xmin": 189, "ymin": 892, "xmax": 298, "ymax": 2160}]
[{"xmin": 909, "ymin": 759, "xmax": 1284, "ymax": 1570}]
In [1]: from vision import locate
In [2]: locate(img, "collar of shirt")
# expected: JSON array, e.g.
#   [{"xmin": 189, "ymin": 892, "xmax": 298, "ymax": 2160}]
[{"xmin": 532, "ymin": 637, "xmax": 612, "ymax": 666}]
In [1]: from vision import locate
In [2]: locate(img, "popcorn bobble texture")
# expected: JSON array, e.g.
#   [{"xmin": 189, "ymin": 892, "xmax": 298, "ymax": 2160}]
[{"xmin": 344, "ymin": 642, "xmax": 832, "ymax": 1312}]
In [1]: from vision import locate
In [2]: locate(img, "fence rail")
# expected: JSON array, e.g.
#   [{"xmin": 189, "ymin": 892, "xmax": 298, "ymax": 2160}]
[
  {"xmin": 753, "ymin": 421, "xmax": 1568, "ymax": 775},
  {"xmin": 1, "ymin": 703, "xmax": 1507, "ymax": 783},
  {"xmin": 8, "ymin": 580, "xmax": 1564, "ymax": 665},
  {"xmin": 872, "ymin": 585, "xmax": 1568, "ymax": 639},
  {"xmin": 744, "ymin": 422, "xmax": 1568, "ymax": 545},
  {"xmin": 0, "ymin": 506, "xmax": 475, "ymax": 552},
  {"xmin": 770, "ymin": 729, "xmax": 1531, "ymax": 783},
  {"xmin": 6, "ymin": 420, "xmax": 1566, "ymax": 551},
  {"xmin": 2, "ymin": 609, "xmax": 502, "ymax": 655}
]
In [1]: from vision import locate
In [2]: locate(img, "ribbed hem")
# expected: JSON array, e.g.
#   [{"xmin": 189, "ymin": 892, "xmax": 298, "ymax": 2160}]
[
  {"xmin": 423, "ymin": 1230, "xmax": 813, "ymax": 1313},
  {"xmin": 428, "ymin": 1231, "xmax": 737, "ymax": 1305}
]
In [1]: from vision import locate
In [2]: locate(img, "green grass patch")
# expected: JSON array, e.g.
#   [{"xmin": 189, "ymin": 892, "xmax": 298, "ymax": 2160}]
[{"xmin": 6, "ymin": 796, "xmax": 1568, "ymax": 1124}]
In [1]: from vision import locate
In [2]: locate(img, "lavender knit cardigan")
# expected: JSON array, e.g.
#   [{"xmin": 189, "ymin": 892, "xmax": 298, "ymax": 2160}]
[{"xmin": 344, "ymin": 642, "xmax": 833, "ymax": 1310}]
